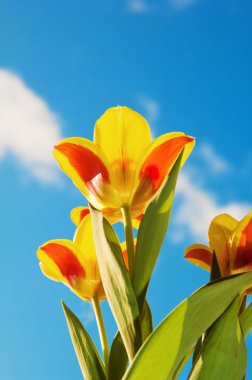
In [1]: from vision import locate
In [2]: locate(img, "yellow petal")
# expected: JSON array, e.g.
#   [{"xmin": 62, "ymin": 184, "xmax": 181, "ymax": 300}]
[
  {"xmin": 184, "ymin": 244, "xmax": 212, "ymax": 271},
  {"xmin": 53, "ymin": 137, "xmax": 121, "ymax": 209},
  {"xmin": 71, "ymin": 206, "xmax": 90, "ymax": 226},
  {"xmin": 231, "ymin": 212, "xmax": 252, "ymax": 273},
  {"xmin": 37, "ymin": 239, "xmax": 85, "ymax": 286},
  {"xmin": 94, "ymin": 106, "xmax": 152, "ymax": 204},
  {"xmin": 209, "ymin": 213, "xmax": 238, "ymax": 276},
  {"xmin": 132, "ymin": 132, "xmax": 195, "ymax": 206},
  {"xmin": 73, "ymin": 215, "xmax": 101, "ymax": 282}
]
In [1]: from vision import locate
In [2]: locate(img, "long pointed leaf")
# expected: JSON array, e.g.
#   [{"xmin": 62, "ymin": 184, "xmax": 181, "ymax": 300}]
[
  {"xmin": 90, "ymin": 206, "xmax": 141, "ymax": 362},
  {"xmin": 134, "ymin": 151, "xmax": 183, "ymax": 304},
  {"xmin": 240, "ymin": 302, "xmax": 252, "ymax": 337},
  {"xmin": 62, "ymin": 301, "xmax": 106, "ymax": 380},
  {"xmin": 109, "ymin": 332, "xmax": 128, "ymax": 380},
  {"xmin": 123, "ymin": 273, "xmax": 252, "ymax": 380},
  {"xmin": 190, "ymin": 296, "xmax": 247, "ymax": 380}
]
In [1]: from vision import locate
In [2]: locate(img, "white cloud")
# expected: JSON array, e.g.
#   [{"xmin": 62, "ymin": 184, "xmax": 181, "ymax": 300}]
[
  {"xmin": 137, "ymin": 95, "xmax": 160, "ymax": 135},
  {"xmin": 169, "ymin": 0, "xmax": 198, "ymax": 10},
  {"xmin": 174, "ymin": 171, "xmax": 251, "ymax": 242},
  {"xmin": 127, "ymin": 0, "xmax": 149, "ymax": 13},
  {"xmin": 79, "ymin": 303, "xmax": 95, "ymax": 325},
  {"xmin": 0, "ymin": 69, "xmax": 63, "ymax": 183},
  {"xmin": 196, "ymin": 143, "xmax": 231, "ymax": 174}
]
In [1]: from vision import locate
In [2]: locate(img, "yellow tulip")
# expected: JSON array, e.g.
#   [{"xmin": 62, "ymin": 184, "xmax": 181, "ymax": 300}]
[
  {"xmin": 53, "ymin": 106, "xmax": 195, "ymax": 219},
  {"xmin": 185, "ymin": 212, "xmax": 252, "ymax": 292},
  {"xmin": 37, "ymin": 214, "xmax": 105, "ymax": 301}
]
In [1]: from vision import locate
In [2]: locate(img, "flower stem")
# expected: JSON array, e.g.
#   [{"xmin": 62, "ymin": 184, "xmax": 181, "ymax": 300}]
[
  {"xmin": 121, "ymin": 206, "xmax": 135, "ymax": 282},
  {"xmin": 91, "ymin": 297, "xmax": 109, "ymax": 375}
]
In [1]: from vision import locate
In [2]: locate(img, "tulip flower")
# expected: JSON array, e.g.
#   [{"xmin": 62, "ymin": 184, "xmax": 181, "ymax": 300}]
[
  {"xmin": 37, "ymin": 214, "xmax": 105, "ymax": 301},
  {"xmin": 185, "ymin": 212, "xmax": 252, "ymax": 292},
  {"xmin": 53, "ymin": 106, "xmax": 195, "ymax": 219}
]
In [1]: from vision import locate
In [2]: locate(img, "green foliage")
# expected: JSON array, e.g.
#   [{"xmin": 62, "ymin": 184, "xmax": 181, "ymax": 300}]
[
  {"xmin": 90, "ymin": 205, "xmax": 141, "ymax": 362},
  {"xmin": 189, "ymin": 296, "xmax": 247, "ymax": 380},
  {"xmin": 134, "ymin": 151, "xmax": 183, "ymax": 307},
  {"xmin": 122, "ymin": 273, "xmax": 252, "ymax": 380},
  {"xmin": 240, "ymin": 302, "xmax": 252, "ymax": 338},
  {"xmin": 62, "ymin": 301, "xmax": 106, "ymax": 380},
  {"xmin": 109, "ymin": 332, "xmax": 128, "ymax": 380}
]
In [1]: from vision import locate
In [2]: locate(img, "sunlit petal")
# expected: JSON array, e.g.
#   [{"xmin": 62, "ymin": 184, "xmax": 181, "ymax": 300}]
[
  {"xmin": 209, "ymin": 213, "xmax": 238, "ymax": 276},
  {"xmin": 232, "ymin": 212, "xmax": 252, "ymax": 273},
  {"xmin": 94, "ymin": 106, "xmax": 152, "ymax": 204},
  {"xmin": 184, "ymin": 244, "xmax": 212, "ymax": 271},
  {"xmin": 132, "ymin": 132, "xmax": 195, "ymax": 206}
]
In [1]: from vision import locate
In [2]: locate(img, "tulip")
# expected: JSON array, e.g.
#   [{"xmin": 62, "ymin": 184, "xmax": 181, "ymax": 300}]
[
  {"xmin": 184, "ymin": 212, "xmax": 252, "ymax": 292},
  {"xmin": 37, "ymin": 214, "xmax": 105, "ymax": 301},
  {"xmin": 53, "ymin": 106, "xmax": 195, "ymax": 219}
]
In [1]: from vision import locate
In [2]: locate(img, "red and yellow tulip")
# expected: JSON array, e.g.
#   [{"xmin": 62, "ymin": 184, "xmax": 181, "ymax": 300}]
[
  {"xmin": 37, "ymin": 214, "xmax": 105, "ymax": 301},
  {"xmin": 53, "ymin": 106, "xmax": 195, "ymax": 219},
  {"xmin": 185, "ymin": 212, "xmax": 252, "ymax": 291},
  {"xmin": 37, "ymin": 212, "xmax": 132, "ymax": 301}
]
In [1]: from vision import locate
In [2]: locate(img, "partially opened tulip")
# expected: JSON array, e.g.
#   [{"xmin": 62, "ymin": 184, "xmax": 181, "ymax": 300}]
[
  {"xmin": 185, "ymin": 212, "xmax": 252, "ymax": 292},
  {"xmin": 53, "ymin": 106, "xmax": 195, "ymax": 220},
  {"xmin": 37, "ymin": 214, "xmax": 105, "ymax": 301}
]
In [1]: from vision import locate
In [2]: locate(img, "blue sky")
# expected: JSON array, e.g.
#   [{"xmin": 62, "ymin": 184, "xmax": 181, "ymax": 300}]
[{"xmin": 0, "ymin": 0, "xmax": 252, "ymax": 379}]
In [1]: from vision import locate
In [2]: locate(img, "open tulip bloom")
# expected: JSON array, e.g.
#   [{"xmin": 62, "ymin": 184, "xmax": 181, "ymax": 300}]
[
  {"xmin": 53, "ymin": 106, "xmax": 194, "ymax": 220},
  {"xmin": 185, "ymin": 212, "xmax": 252, "ymax": 292},
  {"xmin": 37, "ymin": 106, "xmax": 252, "ymax": 380}
]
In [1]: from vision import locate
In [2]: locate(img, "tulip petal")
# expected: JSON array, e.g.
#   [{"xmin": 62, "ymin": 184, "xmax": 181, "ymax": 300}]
[
  {"xmin": 73, "ymin": 215, "xmax": 103, "ymax": 285},
  {"xmin": 71, "ymin": 206, "xmax": 90, "ymax": 226},
  {"xmin": 53, "ymin": 137, "xmax": 121, "ymax": 208},
  {"xmin": 37, "ymin": 240, "xmax": 85, "ymax": 286},
  {"xmin": 184, "ymin": 244, "xmax": 212, "ymax": 271},
  {"xmin": 209, "ymin": 214, "xmax": 238, "ymax": 276},
  {"xmin": 232, "ymin": 212, "xmax": 252, "ymax": 273},
  {"xmin": 132, "ymin": 132, "xmax": 195, "ymax": 205},
  {"xmin": 94, "ymin": 106, "xmax": 152, "ymax": 204}
]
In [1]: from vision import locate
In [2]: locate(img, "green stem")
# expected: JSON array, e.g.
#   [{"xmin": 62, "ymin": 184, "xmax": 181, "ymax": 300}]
[
  {"xmin": 91, "ymin": 297, "xmax": 109, "ymax": 376},
  {"xmin": 121, "ymin": 206, "xmax": 135, "ymax": 282}
]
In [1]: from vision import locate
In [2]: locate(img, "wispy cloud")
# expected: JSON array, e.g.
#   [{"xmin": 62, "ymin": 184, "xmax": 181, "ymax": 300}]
[
  {"xmin": 127, "ymin": 0, "xmax": 149, "ymax": 13},
  {"xmin": 173, "ymin": 171, "xmax": 251, "ymax": 242},
  {"xmin": 79, "ymin": 303, "xmax": 95, "ymax": 325},
  {"xmin": 0, "ymin": 69, "xmax": 63, "ymax": 184},
  {"xmin": 137, "ymin": 95, "xmax": 160, "ymax": 135},
  {"xmin": 196, "ymin": 143, "xmax": 231, "ymax": 174}
]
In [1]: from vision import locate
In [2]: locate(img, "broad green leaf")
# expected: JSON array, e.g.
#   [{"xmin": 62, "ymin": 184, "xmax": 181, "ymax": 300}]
[
  {"xmin": 141, "ymin": 301, "xmax": 153, "ymax": 342},
  {"xmin": 90, "ymin": 206, "xmax": 141, "ymax": 361},
  {"xmin": 109, "ymin": 332, "xmax": 128, "ymax": 380},
  {"xmin": 123, "ymin": 273, "xmax": 252, "ymax": 380},
  {"xmin": 172, "ymin": 344, "xmax": 195, "ymax": 380},
  {"xmin": 240, "ymin": 302, "xmax": 252, "ymax": 337},
  {"xmin": 134, "ymin": 151, "xmax": 183, "ymax": 304},
  {"xmin": 189, "ymin": 296, "xmax": 247, "ymax": 380},
  {"xmin": 62, "ymin": 301, "xmax": 106, "ymax": 380}
]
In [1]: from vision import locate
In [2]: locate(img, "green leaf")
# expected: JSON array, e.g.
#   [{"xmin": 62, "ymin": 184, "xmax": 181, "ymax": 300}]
[
  {"xmin": 189, "ymin": 296, "xmax": 247, "ymax": 380},
  {"xmin": 141, "ymin": 301, "xmax": 153, "ymax": 342},
  {"xmin": 109, "ymin": 332, "xmax": 128, "ymax": 380},
  {"xmin": 62, "ymin": 301, "xmax": 106, "ymax": 380},
  {"xmin": 172, "ymin": 344, "xmax": 195, "ymax": 380},
  {"xmin": 90, "ymin": 205, "xmax": 141, "ymax": 361},
  {"xmin": 240, "ymin": 302, "xmax": 252, "ymax": 338},
  {"xmin": 123, "ymin": 273, "xmax": 252, "ymax": 380},
  {"xmin": 134, "ymin": 150, "xmax": 183, "ymax": 304}
]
